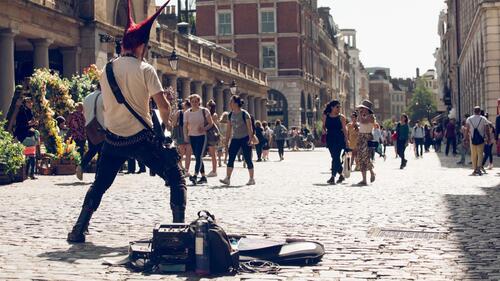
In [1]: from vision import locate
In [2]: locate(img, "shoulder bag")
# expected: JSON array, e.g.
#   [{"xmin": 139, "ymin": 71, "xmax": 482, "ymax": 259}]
[
  {"xmin": 202, "ymin": 108, "xmax": 221, "ymax": 146},
  {"xmin": 85, "ymin": 93, "xmax": 106, "ymax": 145}
]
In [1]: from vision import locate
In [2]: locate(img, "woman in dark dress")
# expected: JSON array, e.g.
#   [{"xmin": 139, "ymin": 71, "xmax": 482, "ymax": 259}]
[{"xmin": 322, "ymin": 100, "xmax": 349, "ymax": 185}]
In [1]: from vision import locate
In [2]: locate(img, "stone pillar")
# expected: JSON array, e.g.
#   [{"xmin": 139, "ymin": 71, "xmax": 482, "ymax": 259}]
[
  {"xmin": 254, "ymin": 97, "xmax": 261, "ymax": 121},
  {"xmin": 215, "ymin": 87, "xmax": 224, "ymax": 114},
  {"xmin": 193, "ymin": 80, "xmax": 203, "ymax": 97},
  {"xmin": 180, "ymin": 78, "xmax": 191, "ymax": 100},
  {"xmin": 248, "ymin": 96, "xmax": 255, "ymax": 116},
  {"xmin": 205, "ymin": 84, "xmax": 214, "ymax": 103},
  {"xmin": 240, "ymin": 93, "xmax": 248, "ymax": 110},
  {"xmin": 31, "ymin": 38, "xmax": 53, "ymax": 69},
  {"xmin": 60, "ymin": 47, "xmax": 80, "ymax": 78},
  {"xmin": 0, "ymin": 29, "xmax": 17, "ymax": 117},
  {"xmin": 261, "ymin": 99, "xmax": 268, "ymax": 121},
  {"xmin": 167, "ymin": 74, "xmax": 177, "ymax": 93}
]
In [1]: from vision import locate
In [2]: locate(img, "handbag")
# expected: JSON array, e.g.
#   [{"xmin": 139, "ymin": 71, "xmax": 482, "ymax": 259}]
[
  {"xmin": 85, "ymin": 93, "xmax": 106, "ymax": 145},
  {"xmin": 105, "ymin": 60, "xmax": 180, "ymax": 168},
  {"xmin": 202, "ymin": 108, "xmax": 221, "ymax": 145}
]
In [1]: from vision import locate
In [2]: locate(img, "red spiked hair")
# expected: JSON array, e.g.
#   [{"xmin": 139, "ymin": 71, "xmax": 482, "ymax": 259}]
[{"xmin": 122, "ymin": 0, "xmax": 170, "ymax": 50}]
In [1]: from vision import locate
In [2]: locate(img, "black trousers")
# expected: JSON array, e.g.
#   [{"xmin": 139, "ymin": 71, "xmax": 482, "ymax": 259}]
[
  {"xmin": 327, "ymin": 144, "xmax": 343, "ymax": 177},
  {"xmin": 445, "ymin": 137, "xmax": 457, "ymax": 155},
  {"xmin": 255, "ymin": 142, "xmax": 264, "ymax": 160},
  {"xmin": 397, "ymin": 140, "xmax": 407, "ymax": 165},
  {"xmin": 276, "ymin": 140, "xmax": 285, "ymax": 158},
  {"xmin": 80, "ymin": 139, "xmax": 186, "ymax": 214},
  {"xmin": 414, "ymin": 138, "xmax": 424, "ymax": 156},
  {"xmin": 127, "ymin": 158, "xmax": 146, "ymax": 173},
  {"xmin": 483, "ymin": 144, "xmax": 493, "ymax": 166},
  {"xmin": 26, "ymin": 156, "xmax": 36, "ymax": 177},
  {"xmin": 227, "ymin": 136, "xmax": 254, "ymax": 169},
  {"xmin": 81, "ymin": 141, "xmax": 103, "ymax": 171},
  {"xmin": 190, "ymin": 135, "xmax": 207, "ymax": 175}
]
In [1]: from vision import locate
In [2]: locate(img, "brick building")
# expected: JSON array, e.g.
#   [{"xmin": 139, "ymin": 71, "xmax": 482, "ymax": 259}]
[{"xmin": 196, "ymin": 0, "xmax": 345, "ymax": 127}]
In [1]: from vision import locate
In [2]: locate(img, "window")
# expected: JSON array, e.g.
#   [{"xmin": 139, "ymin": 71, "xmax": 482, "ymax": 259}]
[
  {"xmin": 218, "ymin": 12, "xmax": 232, "ymax": 35},
  {"xmin": 262, "ymin": 45, "xmax": 276, "ymax": 69},
  {"xmin": 261, "ymin": 11, "xmax": 275, "ymax": 33}
]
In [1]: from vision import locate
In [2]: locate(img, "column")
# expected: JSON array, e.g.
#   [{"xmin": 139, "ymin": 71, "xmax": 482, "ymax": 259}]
[
  {"xmin": 204, "ymin": 83, "xmax": 214, "ymax": 103},
  {"xmin": 180, "ymin": 78, "xmax": 191, "ymax": 99},
  {"xmin": 167, "ymin": 74, "xmax": 177, "ymax": 93},
  {"xmin": 248, "ymin": 96, "xmax": 255, "ymax": 116},
  {"xmin": 215, "ymin": 87, "xmax": 224, "ymax": 114},
  {"xmin": 254, "ymin": 97, "xmax": 261, "ymax": 121},
  {"xmin": 240, "ymin": 93, "xmax": 248, "ymax": 110},
  {"xmin": 261, "ymin": 99, "xmax": 268, "ymax": 121},
  {"xmin": 60, "ymin": 47, "xmax": 80, "ymax": 78},
  {"xmin": 31, "ymin": 38, "xmax": 53, "ymax": 69},
  {"xmin": 0, "ymin": 29, "xmax": 17, "ymax": 117},
  {"xmin": 193, "ymin": 80, "xmax": 203, "ymax": 96}
]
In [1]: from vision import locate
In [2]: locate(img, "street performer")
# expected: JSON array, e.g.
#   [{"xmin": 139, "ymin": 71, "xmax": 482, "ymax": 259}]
[{"xmin": 67, "ymin": 0, "xmax": 186, "ymax": 243}]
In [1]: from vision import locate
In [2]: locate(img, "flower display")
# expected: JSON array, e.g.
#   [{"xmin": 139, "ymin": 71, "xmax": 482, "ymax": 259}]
[{"xmin": 70, "ymin": 64, "xmax": 102, "ymax": 102}]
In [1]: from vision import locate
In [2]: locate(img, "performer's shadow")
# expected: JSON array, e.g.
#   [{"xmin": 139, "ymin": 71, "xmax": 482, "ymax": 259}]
[{"xmin": 38, "ymin": 242, "xmax": 128, "ymax": 263}]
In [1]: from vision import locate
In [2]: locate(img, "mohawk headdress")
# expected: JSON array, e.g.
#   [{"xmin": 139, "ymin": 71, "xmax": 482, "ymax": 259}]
[{"xmin": 122, "ymin": 0, "xmax": 170, "ymax": 50}]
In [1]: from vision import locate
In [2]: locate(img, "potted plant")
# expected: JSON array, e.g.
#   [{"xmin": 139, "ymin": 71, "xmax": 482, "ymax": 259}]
[
  {"xmin": 0, "ymin": 117, "xmax": 26, "ymax": 184},
  {"xmin": 53, "ymin": 139, "xmax": 81, "ymax": 175}
]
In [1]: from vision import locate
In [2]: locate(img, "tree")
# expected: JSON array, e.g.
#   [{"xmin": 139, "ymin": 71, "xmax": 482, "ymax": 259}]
[
  {"xmin": 406, "ymin": 81, "xmax": 437, "ymax": 123},
  {"xmin": 382, "ymin": 119, "xmax": 395, "ymax": 131}
]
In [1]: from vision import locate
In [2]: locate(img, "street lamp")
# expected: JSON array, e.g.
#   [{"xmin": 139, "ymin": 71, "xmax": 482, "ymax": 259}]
[
  {"xmin": 426, "ymin": 104, "xmax": 432, "ymax": 122},
  {"xmin": 230, "ymin": 80, "xmax": 237, "ymax": 95},
  {"xmin": 152, "ymin": 49, "xmax": 179, "ymax": 72}
]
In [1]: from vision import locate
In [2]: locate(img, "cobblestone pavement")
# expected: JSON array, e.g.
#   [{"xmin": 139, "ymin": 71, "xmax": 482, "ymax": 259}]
[{"xmin": 1, "ymin": 147, "xmax": 500, "ymax": 280}]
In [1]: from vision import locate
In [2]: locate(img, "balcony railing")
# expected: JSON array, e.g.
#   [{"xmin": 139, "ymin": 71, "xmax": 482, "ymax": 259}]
[
  {"xmin": 30, "ymin": 0, "xmax": 77, "ymax": 17},
  {"xmin": 158, "ymin": 28, "xmax": 267, "ymax": 86}
]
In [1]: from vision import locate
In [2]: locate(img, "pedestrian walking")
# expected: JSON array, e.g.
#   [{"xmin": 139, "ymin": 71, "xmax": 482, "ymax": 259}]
[
  {"xmin": 432, "ymin": 122, "xmax": 443, "ymax": 152},
  {"xmin": 411, "ymin": 121, "xmax": 425, "ymax": 158},
  {"xmin": 424, "ymin": 124, "xmax": 433, "ymax": 152},
  {"xmin": 184, "ymin": 94, "xmax": 214, "ymax": 185},
  {"xmin": 372, "ymin": 122, "xmax": 385, "ymax": 160},
  {"xmin": 68, "ymin": 1, "xmax": 187, "ymax": 243},
  {"xmin": 220, "ymin": 95, "xmax": 256, "ymax": 186},
  {"xmin": 396, "ymin": 114, "xmax": 410, "ymax": 169},
  {"xmin": 21, "ymin": 128, "xmax": 40, "ymax": 180},
  {"xmin": 355, "ymin": 100, "xmax": 376, "ymax": 185},
  {"xmin": 262, "ymin": 121, "xmax": 272, "ymax": 161},
  {"xmin": 321, "ymin": 100, "xmax": 348, "ymax": 185},
  {"xmin": 172, "ymin": 99, "xmax": 192, "ymax": 176},
  {"xmin": 217, "ymin": 112, "xmax": 229, "ymax": 167},
  {"xmin": 465, "ymin": 106, "xmax": 490, "ymax": 176},
  {"xmin": 273, "ymin": 120, "xmax": 288, "ymax": 161},
  {"xmin": 457, "ymin": 119, "xmax": 469, "ymax": 165},
  {"xmin": 444, "ymin": 118, "xmax": 457, "ymax": 156},
  {"xmin": 481, "ymin": 122, "xmax": 495, "ymax": 171},
  {"xmin": 255, "ymin": 121, "xmax": 266, "ymax": 162},
  {"xmin": 205, "ymin": 100, "xmax": 219, "ymax": 177},
  {"xmin": 346, "ymin": 112, "xmax": 359, "ymax": 170}
]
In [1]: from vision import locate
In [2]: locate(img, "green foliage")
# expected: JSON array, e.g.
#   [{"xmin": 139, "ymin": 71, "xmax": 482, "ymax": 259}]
[
  {"xmin": 0, "ymin": 114, "xmax": 25, "ymax": 175},
  {"xmin": 382, "ymin": 119, "xmax": 395, "ymax": 131},
  {"xmin": 315, "ymin": 120, "xmax": 323, "ymax": 138},
  {"xmin": 406, "ymin": 81, "xmax": 437, "ymax": 123}
]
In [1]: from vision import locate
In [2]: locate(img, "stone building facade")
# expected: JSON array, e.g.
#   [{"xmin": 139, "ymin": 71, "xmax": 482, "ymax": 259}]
[
  {"xmin": 196, "ymin": 0, "xmax": 356, "ymax": 127},
  {"xmin": 368, "ymin": 69, "xmax": 392, "ymax": 122},
  {"xmin": 0, "ymin": 0, "xmax": 269, "ymax": 120},
  {"xmin": 440, "ymin": 0, "xmax": 500, "ymax": 119}
]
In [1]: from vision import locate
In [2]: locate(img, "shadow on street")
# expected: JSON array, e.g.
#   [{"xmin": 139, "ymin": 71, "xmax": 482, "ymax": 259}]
[{"xmin": 445, "ymin": 183, "xmax": 500, "ymax": 279}]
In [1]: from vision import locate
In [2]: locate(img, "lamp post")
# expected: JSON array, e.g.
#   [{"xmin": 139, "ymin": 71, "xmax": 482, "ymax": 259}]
[
  {"xmin": 152, "ymin": 49, "xmax": 179, "ymax": 71},
  {"xmin": 426, "ymin": 104, "xmax": 432, "ymax": 123}
]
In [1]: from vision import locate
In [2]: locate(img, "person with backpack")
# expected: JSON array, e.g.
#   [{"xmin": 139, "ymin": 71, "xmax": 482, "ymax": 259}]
[
  {"xmin": 273, "ymin": 119, "xmax": 288, "ymax": 161},
  {"xmin": 254, "ymin": 121, "xmax": 266, "ymax": 162},
  {"xmin": 465, "ymin": 106, "xmax": 490, "ymax": 176},
  {"xmin": 411, "ymin": 120, "xmax": 425, "ymax": 158},
  {"xmin": 184, "ymin": 94, "xmax": 215, "ymax": 185},
  {"xmin": 219, "ymin": 95, "xmax": 257, "ymax": 186}
]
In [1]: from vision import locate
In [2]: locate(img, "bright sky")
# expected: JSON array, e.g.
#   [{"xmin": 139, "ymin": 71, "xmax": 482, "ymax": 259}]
[
  {"xmin": 157, "ymin": 0, "xmax": 446, "ymax": 79},
  {"xmin": 319, "ymin": 0, "xmax": 446, "ymax": 78}
]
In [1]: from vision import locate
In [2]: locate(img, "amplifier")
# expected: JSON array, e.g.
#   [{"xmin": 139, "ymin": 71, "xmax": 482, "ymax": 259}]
[{"xmin": 152, "ymin": 223, "xmax": 194, "ymax": 265}]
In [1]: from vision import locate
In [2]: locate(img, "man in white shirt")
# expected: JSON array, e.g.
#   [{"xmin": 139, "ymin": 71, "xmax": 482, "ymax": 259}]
[
  {"xmin": 77, "ymin": 86, "xmax": 105, "ymax": 180},
  {"xmin": 411, "ymin": 121, "xmax": 425, "ymax": 158},
  {"xmin": 67, "ymin": 0, "xmax": 186, "ymax": 243},
  {"xmin": 465, "ymin": 106, "xmax": 490, "ymax": 175}
]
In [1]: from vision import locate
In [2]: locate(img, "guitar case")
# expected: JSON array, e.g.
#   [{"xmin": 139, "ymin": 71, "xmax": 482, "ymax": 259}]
[{"xmin": 232, "ymin": 237, "xmax": 325, "ymax": 265}]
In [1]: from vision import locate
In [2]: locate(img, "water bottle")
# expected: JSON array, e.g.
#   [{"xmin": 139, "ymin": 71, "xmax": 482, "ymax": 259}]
[{"xmin": 195, "ymin": 218, "xmax": 210, "ymax": 275}]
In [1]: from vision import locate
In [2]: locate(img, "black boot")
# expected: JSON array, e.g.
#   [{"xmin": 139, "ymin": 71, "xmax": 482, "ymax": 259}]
[
  {"xmin": 172, "ymin": 207, "xmax": 185, "ymax": 223},
  {"xmin": 67, "ymin": 205, "xmax": 94, "ymax": 243}
]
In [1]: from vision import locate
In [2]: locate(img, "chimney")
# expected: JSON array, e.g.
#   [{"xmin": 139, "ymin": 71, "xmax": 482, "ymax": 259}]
[{"xmin": 416, "ymin": 68, "xmax": 420, "ymax": 78}]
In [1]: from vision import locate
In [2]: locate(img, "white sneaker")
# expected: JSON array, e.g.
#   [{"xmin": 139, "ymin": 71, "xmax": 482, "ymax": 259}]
[
  {"xmin": 246, "ymin": 178, "xmax": 255, "ymax": 186},
  {"xmin": 207, "ymin": 171, "xmax": 217, "ymax": 177},
  {"xmin": 488, "ymin": 164, "xmax": 493, "ymax": 170},
  {"xmin": 76, "ymin": 166, "xmax": 83, "ymax": 181},
  {"xmin": 219, "ymin": 178, "xmax": 230, "ymax": 186}
]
